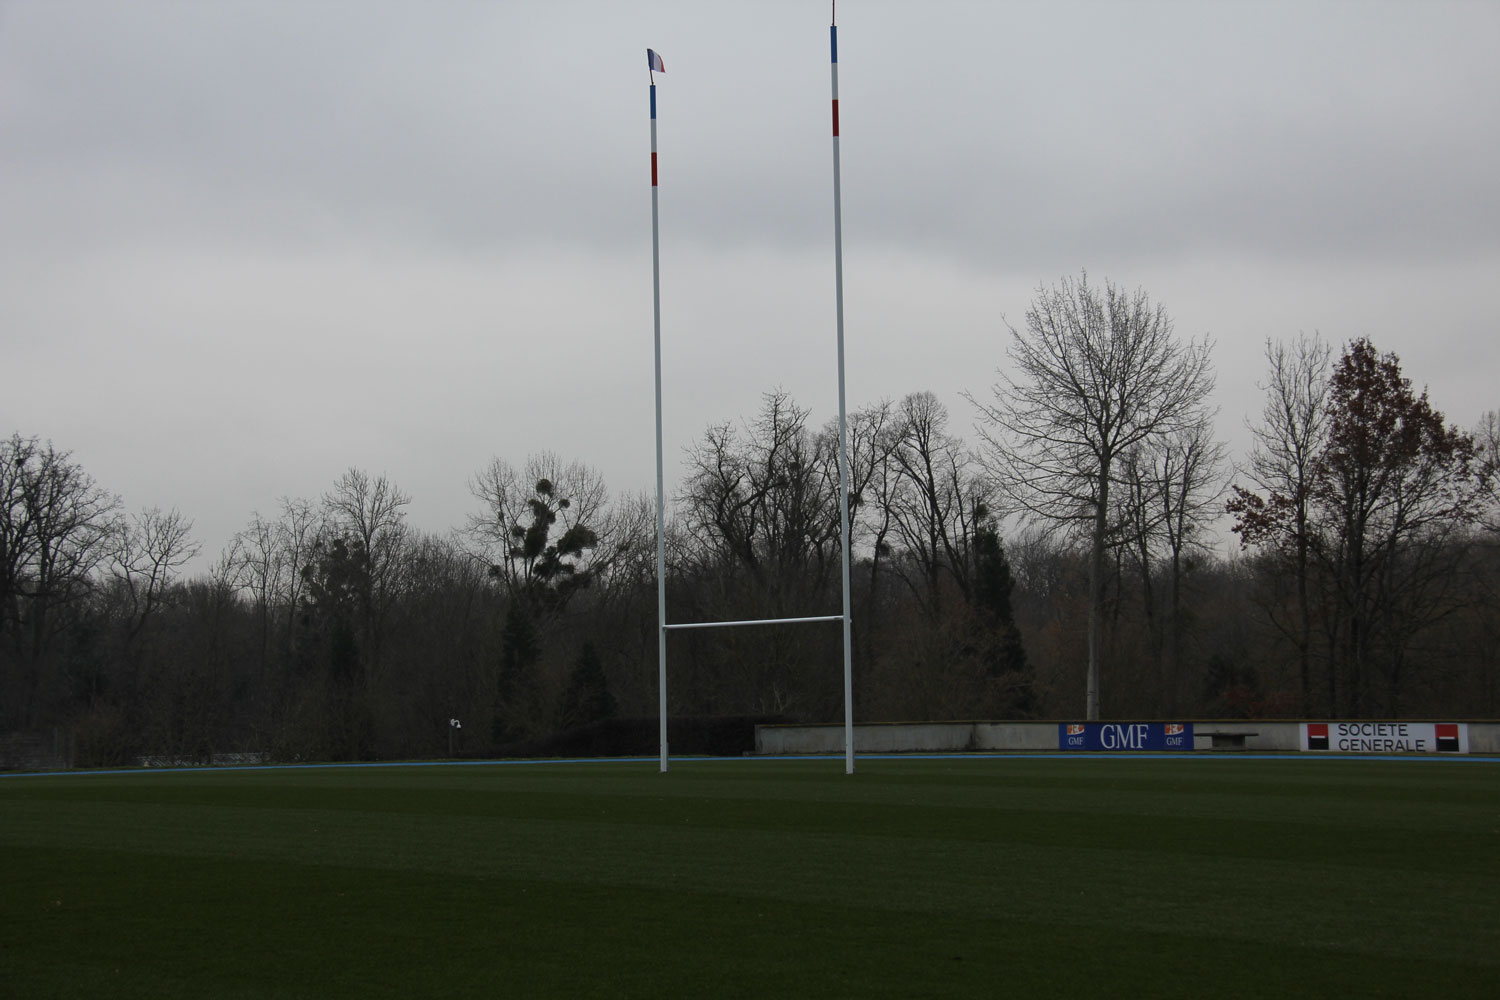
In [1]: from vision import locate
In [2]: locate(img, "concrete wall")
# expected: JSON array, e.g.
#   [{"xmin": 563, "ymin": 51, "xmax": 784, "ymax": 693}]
[
  {"xmin": 0, "ymin": 731, "xmax": 71, "ymax": 771},
  {"xmin": 756, "ymin": 722, "xmax": 979, "ymax": 755},
  {"xmin": 757, "ymin": 721, "xmax": 1062, "ymax": 755},
  {"xmin": 1471, "ymin": 726, "xmax": 1500, "ymax": 753},
  {"xmin": 1192, "ymin": 722, "xmax": 1300, "ymax": 752},
  {"xmin": 756, "ymin": 721, "xmax": 1500, "ymax": 754}
]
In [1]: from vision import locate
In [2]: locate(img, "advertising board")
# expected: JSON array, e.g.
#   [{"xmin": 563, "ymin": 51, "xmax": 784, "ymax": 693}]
[
  {"xmin": 1057, "ymin": 722, "xmax": 1194, "ymax": 752},
  {"xmin": 1301, "ymin": 721, "xmax": 1468, "ymax": 754}
]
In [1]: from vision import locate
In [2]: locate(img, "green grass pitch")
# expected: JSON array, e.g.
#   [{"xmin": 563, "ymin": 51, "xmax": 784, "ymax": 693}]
[{"xmin": 2, "ymin": 755, "xmax": 1497, "ymax": 998}]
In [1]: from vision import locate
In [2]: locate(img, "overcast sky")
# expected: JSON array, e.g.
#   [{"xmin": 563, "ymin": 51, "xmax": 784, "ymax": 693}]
[{"xmin": 3, "ymin": 0, "xmax": 1498, "ymax": 571}]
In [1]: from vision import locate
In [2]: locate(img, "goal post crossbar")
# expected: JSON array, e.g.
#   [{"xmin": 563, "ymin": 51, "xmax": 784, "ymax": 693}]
[
  {"xmin": 663, "ymin": 614, "xmax": 844, "ymax": 631},
  {"xmin": 649, "ymin": 16, "xmax": 854, "ymax": 775}
]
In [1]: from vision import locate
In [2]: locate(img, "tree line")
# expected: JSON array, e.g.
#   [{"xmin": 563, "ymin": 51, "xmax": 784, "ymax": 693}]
[{"xmin": 4, "ymin": 273, "xmax": 1497, "ymax": 765}]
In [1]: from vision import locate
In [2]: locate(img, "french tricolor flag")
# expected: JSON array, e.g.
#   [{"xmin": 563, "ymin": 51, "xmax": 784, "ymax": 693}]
[{"xmin": 647, "ymin": 49, "xmax": 665, "ymax": 73}]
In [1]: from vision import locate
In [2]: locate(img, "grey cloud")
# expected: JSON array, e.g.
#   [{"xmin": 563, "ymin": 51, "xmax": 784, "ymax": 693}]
[
  {"xmin": 3, "ymin": 0, "xmax": 1497, "ymax": 573},
  {"xmin": 7, "ymin": 2, "xmax": 1495, "ymax": 267}
]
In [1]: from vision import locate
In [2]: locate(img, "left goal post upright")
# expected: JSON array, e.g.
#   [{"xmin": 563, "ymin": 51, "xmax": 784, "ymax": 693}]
[
  {"xmin": 647, "ymin": 52, "xmax": 669, "ymax": 774},
  {"xmin": 645, "ymin": 13, "xmax": 856, "ymax": 774}
]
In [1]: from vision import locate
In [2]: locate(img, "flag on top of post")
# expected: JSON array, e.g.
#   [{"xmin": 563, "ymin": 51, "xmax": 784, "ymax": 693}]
[{"xmin": 647, "ymin": 49, "xmax": 665, "ymax": 73}]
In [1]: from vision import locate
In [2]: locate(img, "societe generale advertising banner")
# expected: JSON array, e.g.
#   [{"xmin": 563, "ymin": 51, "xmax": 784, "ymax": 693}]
[
  {"xmin": 1058, "ymin": 722, "xmax": 1193, "ymax": 751},
  {"xmin": 1302, "ymin": 722, "xmax": 1468, "ymax": 754}
]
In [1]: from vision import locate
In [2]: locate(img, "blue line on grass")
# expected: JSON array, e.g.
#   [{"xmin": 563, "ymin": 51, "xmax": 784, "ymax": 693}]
[
  {"xmin": 854, "ymin": 752, "xmax": 1500, "ymax": 763},
  {"xmin": 4, "ymin": 750, "xmax": 1498, "ymax": 778},
  {"xmin": 0, "ymin": 757, "xmax": 661, "ymax": 779}
]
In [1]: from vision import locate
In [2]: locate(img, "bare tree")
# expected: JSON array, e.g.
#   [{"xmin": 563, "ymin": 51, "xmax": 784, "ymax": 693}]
[
  {"xmin": 228, "ymin": 499, "xmax": 314, "ymax": 668},
  {"xmin": 320, "ymin": 469, "xmax": 411, "ymax": 674},
  {"xmin": 227, "ymin": 497, "xmax": 320, "ymax": 683},
  {"xmin": 1, "ymin": 435, "xmax": 119, "ymax": 727},
  {"xmin": 1476, "ymin": 409, "xmax": 1500, "ymax": 533},
  {"xmin": 820, "ymin": 398, "xmax": 897, "ymax": 561},
  {"xmin": 970, "ymin": 273, "xmax": 1214, "ymax": 719},
  {"xmin": 1226, "ymin": 334, "xmax": 1331, "ymax": 713},
  {"xmin": 1115, "ymin": 443, "xmax": 1167, "ymax": 662},
  {"xmin": 830, "ymin": 399, "xmax": 900, "ymax": 667},
  {"xmin": 670, "ymin": 393, "xmax": 849, "ymax": 718},
  {"xmin": 586, "ymin": 490, "xmax": 657, "ymax": 597},
  {"xmin": 678, "ymin": 390, "xmax": 842, "ymax": 593},
  {"xmin": 1150, "ymin": 417, "xmax": 1227, "ymax": 709},
  {"xmin": 886, "ymin": 391, "xmax": 993, "ymax": 614},
  {"xmin": 109, "ymin": 507, "xmax": 200, "ymax": 657},
  {"xmin": 324, "ymin": 470, "xmax": 410, "ymax": 591}
]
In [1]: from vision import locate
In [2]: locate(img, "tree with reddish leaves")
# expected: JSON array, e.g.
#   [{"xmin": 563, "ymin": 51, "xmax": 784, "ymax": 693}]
[
  {"xmin": 1232, "ymin": 338, "xmax": 1484, "ymax": 716},
  {"xmin": 1317, "ymin": 339, "xmax": 1483, "ymax": 715}
]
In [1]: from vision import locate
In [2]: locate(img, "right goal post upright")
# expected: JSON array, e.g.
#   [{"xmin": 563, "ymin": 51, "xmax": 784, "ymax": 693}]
[
  {"xmin": 647, "ymin": 7, "xmax": 857, "ymax": 774},
  {"xmin": 830, "ymin": 7, "xmax": 855, "ymax": 776}
]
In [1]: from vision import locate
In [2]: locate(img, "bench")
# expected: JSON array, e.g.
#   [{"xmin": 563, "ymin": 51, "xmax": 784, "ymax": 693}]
[{"xmin": 1198, "ymin": 731, "xmax": 1257, "ymax": 751}]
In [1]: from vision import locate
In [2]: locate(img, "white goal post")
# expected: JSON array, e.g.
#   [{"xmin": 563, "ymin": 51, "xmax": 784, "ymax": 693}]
[{"xmin": 647, "ymin": 16, "xmax": 855, "ymax": 774}]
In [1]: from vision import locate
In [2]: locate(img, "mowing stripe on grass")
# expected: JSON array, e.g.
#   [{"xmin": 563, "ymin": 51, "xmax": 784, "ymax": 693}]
[{"xmin": 4, "ymin": 757, "xmax": 1495, "ymax": 997}]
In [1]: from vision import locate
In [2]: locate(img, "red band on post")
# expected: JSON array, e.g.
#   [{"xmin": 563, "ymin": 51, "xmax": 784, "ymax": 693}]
[
  {"xmin": 832, "ymin": 100, "xmax": 840, "ymax": 137},
  {"xmin": 651, "ymin": 152, "xmax": 658, "ymax": 186}
]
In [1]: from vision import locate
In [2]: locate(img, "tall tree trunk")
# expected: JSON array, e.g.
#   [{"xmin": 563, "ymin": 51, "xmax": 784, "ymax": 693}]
[
  {"xmin": 1296, "ymin": 511, "xmax": 1312, "ymax": 715},
  {"xmin": 1087, "ymin": 470, "xmax": 1110, "ymax": 720},
  {"xmin": 1166, "ymin": 547, "xmax": 1182, "ymax": 716}
]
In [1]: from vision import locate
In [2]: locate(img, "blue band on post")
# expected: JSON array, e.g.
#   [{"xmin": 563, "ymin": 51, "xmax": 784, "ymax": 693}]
[
  {"xmin": 650, "ymin": 85, "xmax": 656, "ymax": 120},
  {"xmin": 830, "ymin": 26, "xmax": 838, "ymax": 63}
]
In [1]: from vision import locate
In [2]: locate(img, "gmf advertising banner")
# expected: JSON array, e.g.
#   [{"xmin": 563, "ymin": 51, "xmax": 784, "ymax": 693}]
[{"xmin": 1058, "ymin": 722, "xmax": 1193, "ymax": 751}]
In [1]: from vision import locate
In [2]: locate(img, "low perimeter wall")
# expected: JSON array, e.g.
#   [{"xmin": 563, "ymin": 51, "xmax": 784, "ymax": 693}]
[{"xmin": 755, "ymin": 721, "xmax": 1500, "ymax": 755}]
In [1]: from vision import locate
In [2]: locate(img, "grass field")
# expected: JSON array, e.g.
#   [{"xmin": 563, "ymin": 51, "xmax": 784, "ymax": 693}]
[{"xmin": 2, "ymin": 755, "xmax": 1497, "ymax": 998}]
